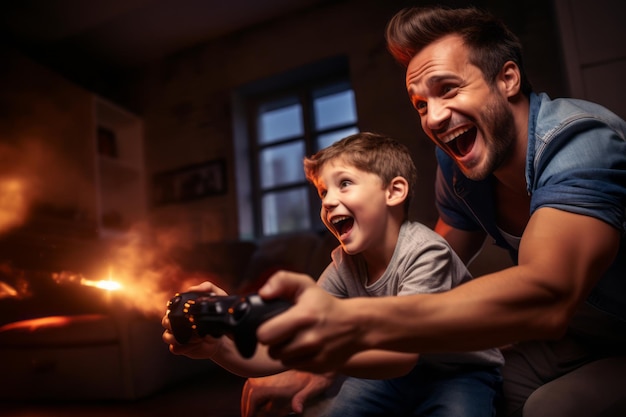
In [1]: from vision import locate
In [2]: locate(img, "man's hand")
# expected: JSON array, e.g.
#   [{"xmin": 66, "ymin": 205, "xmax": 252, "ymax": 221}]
[
  {"xmin": 241, "ymin": 370, "xmax": 335, "ymax": 416},
  {"xmin": 256, "ymin": 271, "xmax": 365, "ymax": 372}
]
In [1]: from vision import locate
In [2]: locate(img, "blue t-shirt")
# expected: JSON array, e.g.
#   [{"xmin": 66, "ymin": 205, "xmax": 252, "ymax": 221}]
[{"xmin": 435, "ymin": 92, "xmax": 626, "ymax": 321}]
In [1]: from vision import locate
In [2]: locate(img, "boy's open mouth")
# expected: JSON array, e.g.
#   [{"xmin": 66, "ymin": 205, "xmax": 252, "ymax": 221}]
[{"xmin": 331, "ymin": 215, "xmax": 354, "ymax": 237}]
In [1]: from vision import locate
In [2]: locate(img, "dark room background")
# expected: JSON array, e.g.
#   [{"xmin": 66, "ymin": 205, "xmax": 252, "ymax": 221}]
[{"xmin": 0, "ymin": 0, "xmax": 624, "ymax": 276}]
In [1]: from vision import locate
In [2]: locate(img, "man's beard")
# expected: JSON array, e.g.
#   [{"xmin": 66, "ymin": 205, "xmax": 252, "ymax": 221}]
[{"xmin": 463, "ymin": 95, "xmax": 516, "ymax": 181}]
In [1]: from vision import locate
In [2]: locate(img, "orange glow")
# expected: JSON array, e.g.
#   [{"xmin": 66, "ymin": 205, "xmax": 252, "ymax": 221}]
[
  {"xmin": 79, "ymin": 267, "xmax": 122, "ymax": 291},
  {"xmin": 46, "ymin": 224, "xmax": 225, "ymax": 318},
  {"xmin": 0, "ymin": 177, "xmax": 29, "ymax": 234},
  {"xmin": 0, "ymin": 316, "xmax": 74, "ymax": 332},
  {"xmin": 0, "ymin": 314, "xmax": 109, "ymax": 333},
  {"xmin": 80, "ymin": 278, "xmax": 122, "ymax": 291},
  {"xmin": 0, "ymin": 281, "xmax": 19, "ymax": 298}
]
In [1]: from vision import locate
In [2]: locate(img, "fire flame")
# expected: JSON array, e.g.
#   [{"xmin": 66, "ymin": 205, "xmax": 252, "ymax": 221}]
[
  {"xmin": 79, "ymin": 267, "xmax": 122, "ymax": 292},
  {"xmin": 4, "ymin": 224, "xmax": 224, "ymax": 318},
  {"xmin": 0, "ymin": 177, "xmax": 30, "ymax": 234},
  {"xmin": 80, "ymin": 278, "xmax": 122, "ymax": 291}
]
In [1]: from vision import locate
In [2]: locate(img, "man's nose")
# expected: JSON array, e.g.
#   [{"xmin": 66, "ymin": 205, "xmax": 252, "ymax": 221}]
[{"xmin": 424, "ymin": 100, "xmax": 450, "ymax": 131}]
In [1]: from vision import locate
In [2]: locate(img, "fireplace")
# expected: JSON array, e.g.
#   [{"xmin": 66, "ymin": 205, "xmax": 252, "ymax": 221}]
[{"xmin": 0, "ymin": 233, "xmax": 217, "ymax": 400}]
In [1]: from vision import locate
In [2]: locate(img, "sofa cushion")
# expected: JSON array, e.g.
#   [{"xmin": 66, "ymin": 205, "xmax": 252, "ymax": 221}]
[
  {"xmin": 237, "ymin": 231, "xmax": 337, "ymax": 292},
  {"xmin": 0, "ymin": 314, "xmax": 117, "ymax": 347}
]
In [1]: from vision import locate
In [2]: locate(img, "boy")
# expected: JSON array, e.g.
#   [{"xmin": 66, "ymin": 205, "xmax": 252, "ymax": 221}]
[{"xmin": 163, "ymin": 132, "xmax": 502, "ymax": 416}]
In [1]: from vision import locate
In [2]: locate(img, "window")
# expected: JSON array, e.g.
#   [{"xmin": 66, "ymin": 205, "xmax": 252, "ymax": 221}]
[
  {"xmin": 233, "ymin": 59, "xmax": 359, "ymax": 238},
  {"xmin": 253, "ymin": 80, "xmax": 358, "ymax": 237}
]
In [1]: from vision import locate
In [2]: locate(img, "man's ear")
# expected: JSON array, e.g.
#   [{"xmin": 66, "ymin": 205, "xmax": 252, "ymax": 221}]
[
  {"xmin": 386, "ymin": 176, "xmax": 409, "ymax": 207},
  {"xmin": 499, "ymin": 61, "xmax": 521, "ymax": 98}
]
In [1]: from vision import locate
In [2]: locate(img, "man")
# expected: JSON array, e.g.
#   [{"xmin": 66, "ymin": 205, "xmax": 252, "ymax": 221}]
[{"xmin": 244, "ymin": 6, "xmax": 626, "ymax": 416}]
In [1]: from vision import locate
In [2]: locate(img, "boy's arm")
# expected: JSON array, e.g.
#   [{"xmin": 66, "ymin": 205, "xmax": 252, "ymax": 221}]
[
  {"xmin": 163, "ymin": 280, "xmax": 287, "ymax": 378},
  {"xmin": 163, "ymin": 313, "xmax": 287, "ymax": 377},
  {"xmin": 340, "ymin": 350, "xmax": 419, "ymax": 378}
]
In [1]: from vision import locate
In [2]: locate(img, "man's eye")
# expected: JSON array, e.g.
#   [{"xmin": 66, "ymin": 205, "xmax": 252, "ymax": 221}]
[
  {"xmin": 441, "ymin": 85, "xmax": 457, "ymax": 96},
  {"xmin": 415, "ymin": 101, "xmax": 427, "ymax": 115}
]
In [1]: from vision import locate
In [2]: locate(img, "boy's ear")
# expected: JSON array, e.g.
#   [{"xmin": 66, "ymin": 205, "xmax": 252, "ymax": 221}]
[{"xmin": 386, "ymin": 176, "xmax": 409, "ymax": 207}]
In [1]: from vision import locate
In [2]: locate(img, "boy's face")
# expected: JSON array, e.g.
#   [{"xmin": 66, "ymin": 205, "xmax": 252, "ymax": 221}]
[
  {"xmin": 405, "ymin": 34, "xmax": 516, "ymax": 181},
  {"xmin": 315, "ymin": 159, "xmax": 389, "ymax": 255}
]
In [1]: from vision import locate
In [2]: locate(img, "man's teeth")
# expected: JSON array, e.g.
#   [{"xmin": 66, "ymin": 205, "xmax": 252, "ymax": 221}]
[{"xmin": 442, "ymin": 127, "xmax": 471, "ymax": 144}]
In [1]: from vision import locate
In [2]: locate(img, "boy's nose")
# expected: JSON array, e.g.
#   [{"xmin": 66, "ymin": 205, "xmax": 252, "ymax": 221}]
[{"xmin": 322, "ymin": 190, "xmax": 338, "ymax": 208}]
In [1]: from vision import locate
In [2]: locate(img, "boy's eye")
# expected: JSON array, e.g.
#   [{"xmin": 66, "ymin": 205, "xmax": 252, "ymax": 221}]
[{"xmin": 340, "ymin": 180, "xmax": 351, "ymax": 188}]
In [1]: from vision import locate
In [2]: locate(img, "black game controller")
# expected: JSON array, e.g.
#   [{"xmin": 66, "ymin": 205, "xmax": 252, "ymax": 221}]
[{"xmin": 167, "ymin": 292, "xmax": 291, "ymax": 358}]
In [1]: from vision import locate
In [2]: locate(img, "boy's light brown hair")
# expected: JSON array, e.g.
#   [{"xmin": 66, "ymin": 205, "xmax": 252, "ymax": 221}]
[{"xmin": 304, "ymin": 132, "xmax": 417, "ymax": 214}]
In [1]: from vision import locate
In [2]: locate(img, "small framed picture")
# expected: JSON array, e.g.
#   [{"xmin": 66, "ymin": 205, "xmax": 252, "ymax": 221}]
[{"xmin": 152, "ymin": 159, "xmax": 227, "ymax": 206}]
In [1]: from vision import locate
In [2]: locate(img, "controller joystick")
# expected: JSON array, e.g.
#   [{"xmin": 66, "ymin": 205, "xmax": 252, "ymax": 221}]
[{"xmin": 167, "ymin": 292, "xmax": 291, "ymax": 358}]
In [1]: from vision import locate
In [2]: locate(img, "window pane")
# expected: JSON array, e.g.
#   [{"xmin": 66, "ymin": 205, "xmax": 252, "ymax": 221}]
[
  {"xmin": 259, "ymin": 102, "xmax": 303, "ymax": 144},
  {"xmin": 316, "ymin": 127, "xmax": 359, "ymax": 151},
  {"xmin": 259, "ymin": 141, "xmax": 305, "ymax": 188},
  {"xmin": 262, "ymin": 188, "xmax": 310, "ymax": 235},
  {"xmin": 313, "ymin": 89, "xmax": 356, "ymax": 130}
]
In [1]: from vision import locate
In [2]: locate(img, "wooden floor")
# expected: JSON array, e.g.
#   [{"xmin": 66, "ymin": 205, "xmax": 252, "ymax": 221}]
[{"xmin": 1, "ymin": 367, "xmax": 247, "ymax": 417}]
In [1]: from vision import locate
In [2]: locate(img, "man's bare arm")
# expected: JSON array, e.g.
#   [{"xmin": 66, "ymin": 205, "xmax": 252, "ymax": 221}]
[{"xmin": 258, "ymin": 208, "xmax": 619, "ymax": 372}]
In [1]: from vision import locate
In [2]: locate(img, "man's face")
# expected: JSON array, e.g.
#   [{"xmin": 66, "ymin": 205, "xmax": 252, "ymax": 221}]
[{"xmin": 405, "ymin": 34, "xmax": 516, "ymax": 180}]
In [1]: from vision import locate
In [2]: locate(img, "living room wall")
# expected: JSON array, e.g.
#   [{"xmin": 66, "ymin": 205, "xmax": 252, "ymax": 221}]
[
  {"xmin": 118, "ymin": 0, "xmax": 566, "ymax": 272},
  {"xmin": 121, "ymin": 0, "xmax": 564, "ymax": 242}
]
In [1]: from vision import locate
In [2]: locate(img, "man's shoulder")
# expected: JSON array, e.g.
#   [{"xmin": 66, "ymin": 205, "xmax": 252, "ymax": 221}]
[{"xmin": 533, "ymin": 92, "xmax": 626, "ymax": 139}]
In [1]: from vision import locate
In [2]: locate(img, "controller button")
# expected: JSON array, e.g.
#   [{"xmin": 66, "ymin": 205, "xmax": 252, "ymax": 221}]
[
  {"xmin": 208, "ymin": 303, "xmax": 222, "ymax": 314},
  {"xmin": 167, "ymin": 295, "xmax": 181, "ymax": 308},
  {"xmin": 232, "ymin": 300, "xmax": 249, "ymax": 320}
]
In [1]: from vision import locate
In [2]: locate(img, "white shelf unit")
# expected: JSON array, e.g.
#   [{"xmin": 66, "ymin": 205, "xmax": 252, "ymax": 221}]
[{"xmin": 94, "ymin": 98, "xmax": 146, "ymax": 237}]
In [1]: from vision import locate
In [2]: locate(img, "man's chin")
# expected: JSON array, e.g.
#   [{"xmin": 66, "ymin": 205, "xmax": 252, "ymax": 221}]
[{"xmin": 458, "ymin": 162, "xmax": 491, "ymax": 181}]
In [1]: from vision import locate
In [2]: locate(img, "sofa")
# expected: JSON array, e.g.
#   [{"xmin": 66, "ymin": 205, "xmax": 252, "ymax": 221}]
[
  {"xmin": 0, "ymin": 229, "xmax": 338, "ymax": 400},
  {"xmin": 174, "ymin": 230, "xmax": 337, "ymax": 294}
]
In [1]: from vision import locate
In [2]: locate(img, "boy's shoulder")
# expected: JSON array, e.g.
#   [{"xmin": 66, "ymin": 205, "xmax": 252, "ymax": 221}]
[
  {"xmin": 397, "ymin": 221, "xmax": 454, "ymax": 252},
  {"xmin": 401, "ymin": 220, "xmax": 445, "ymax": 240}
]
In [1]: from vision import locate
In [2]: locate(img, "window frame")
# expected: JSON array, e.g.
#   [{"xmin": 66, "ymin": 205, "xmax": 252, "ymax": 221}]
[{"xmin": 233, "ymin": 56, "xmax": 357, "ymax": 239}]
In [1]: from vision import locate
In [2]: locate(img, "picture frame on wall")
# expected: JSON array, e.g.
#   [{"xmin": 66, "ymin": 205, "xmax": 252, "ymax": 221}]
[{"xmin": 152, "ymin": 159, "xmax": 227, "ymax": 206}]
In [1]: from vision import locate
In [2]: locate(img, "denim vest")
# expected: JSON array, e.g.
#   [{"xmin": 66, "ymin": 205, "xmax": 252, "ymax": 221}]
[{"xmin": 435, "ymin": 92, "xmax": 626, "ymax": 321}]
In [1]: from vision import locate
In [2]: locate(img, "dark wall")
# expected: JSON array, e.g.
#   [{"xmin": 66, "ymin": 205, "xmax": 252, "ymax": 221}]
[{"xmin": 110, "ymin": 0, "xmax": 565, "ymax": 245}]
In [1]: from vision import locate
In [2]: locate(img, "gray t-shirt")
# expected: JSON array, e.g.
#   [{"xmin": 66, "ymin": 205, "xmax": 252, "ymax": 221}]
[{"xmin": 318, "ymin": 221, "xmax": 503, "ymax": 367}]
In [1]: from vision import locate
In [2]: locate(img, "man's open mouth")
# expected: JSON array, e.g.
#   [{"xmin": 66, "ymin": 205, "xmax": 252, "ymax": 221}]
[
  {"xmin": 443, "ymin": 126, "xmax": 477, "ymax": 158},
  {"xmin": 330, "ymin": 215, "xmax": 354, "ymax": 237}
]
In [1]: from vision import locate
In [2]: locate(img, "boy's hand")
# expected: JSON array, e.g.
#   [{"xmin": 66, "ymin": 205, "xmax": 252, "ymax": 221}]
[
  {"xmin": 161, "ymin": 280, "xmax": 230, "ymax": 359},
  {"xmin": 186, "ymin": 280, "xmax": 229, "ymax": 295}
]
